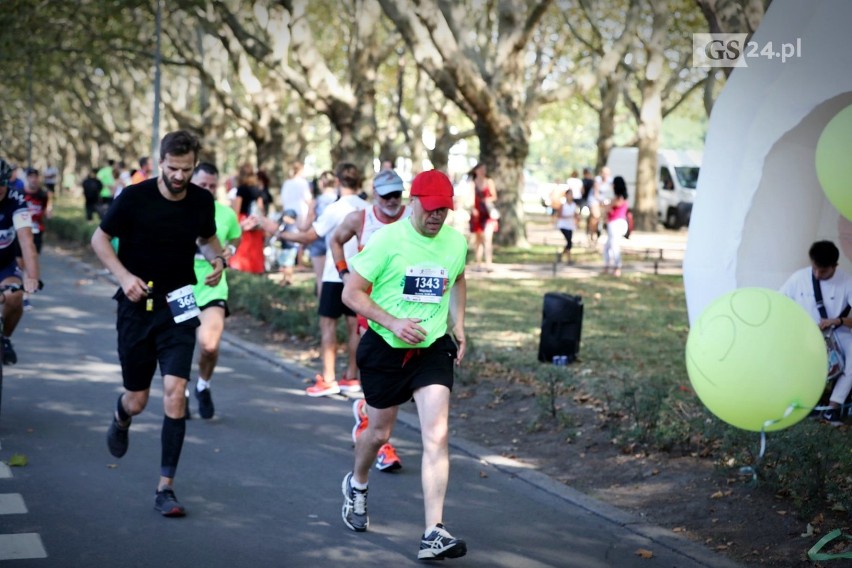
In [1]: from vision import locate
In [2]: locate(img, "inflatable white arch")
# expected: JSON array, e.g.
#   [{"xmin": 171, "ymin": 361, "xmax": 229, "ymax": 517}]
[{"xmin": 684, "ymin": 0, "xmax": 852, "ymax": 323}]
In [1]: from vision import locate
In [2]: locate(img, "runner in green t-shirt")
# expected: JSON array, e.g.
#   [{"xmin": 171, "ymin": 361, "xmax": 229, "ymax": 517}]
[
  {"xmin": 96, "ymin": 161, "xmax": 116, "ymax": 202},
  {"xmin": 340, "ymin": 169, "xmax": 468, "ymax": 561},
  {"xmin": 187, "ymin": 162, "xmax": 242, "ymax": 419}
]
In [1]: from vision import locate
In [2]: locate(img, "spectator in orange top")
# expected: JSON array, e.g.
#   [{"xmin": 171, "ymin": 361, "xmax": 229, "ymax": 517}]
[{"xmin": 130, "ymin": 156, "xmax": 153, "ymax": 186}]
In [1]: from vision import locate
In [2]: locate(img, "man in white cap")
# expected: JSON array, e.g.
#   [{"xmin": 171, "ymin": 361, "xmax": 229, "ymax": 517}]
[{"xmin": 340, "ymin": 169, "xmax": 468, "ymax": 561}]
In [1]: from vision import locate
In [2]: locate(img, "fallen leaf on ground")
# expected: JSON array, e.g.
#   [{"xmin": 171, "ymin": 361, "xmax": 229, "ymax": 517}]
[
  {"xmin": 8, "ymin": 454, "xmax": 28, "ymax": 467},
  {"xmin": 635, "ymin": 548, "xmax": 653, "ymax": 559}
]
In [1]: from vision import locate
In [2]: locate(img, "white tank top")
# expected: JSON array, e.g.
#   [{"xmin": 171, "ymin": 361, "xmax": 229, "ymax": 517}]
[{"xmin": 358, "ymin": 205, "xmax": 410, "ymax": 250}]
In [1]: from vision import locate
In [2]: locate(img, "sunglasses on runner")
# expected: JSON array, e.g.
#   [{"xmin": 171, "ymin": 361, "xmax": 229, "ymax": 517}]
[{"xmin": 379, "ymin": 191, "xmax": 403, "ymax": 200}]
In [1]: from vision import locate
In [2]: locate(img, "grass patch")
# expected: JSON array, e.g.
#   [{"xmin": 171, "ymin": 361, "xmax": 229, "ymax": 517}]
[{"xmin": 45, "ymin": 199, "xmax": 100, "ymax": 246}]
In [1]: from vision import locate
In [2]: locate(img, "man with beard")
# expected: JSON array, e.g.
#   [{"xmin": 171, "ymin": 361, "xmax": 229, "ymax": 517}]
[
  {"xmin": 91, "ymin": 130, "xmax": 226, "ymax": 517},
  {"xmin": 331, "ymin": 169, "xmax": 409, "ymax": 472}
]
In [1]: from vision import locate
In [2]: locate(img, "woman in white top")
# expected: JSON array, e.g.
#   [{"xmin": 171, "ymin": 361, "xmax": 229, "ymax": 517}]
[{"xmin": 555, "ymin": 188, "xmax": 580, "ymax": 264}]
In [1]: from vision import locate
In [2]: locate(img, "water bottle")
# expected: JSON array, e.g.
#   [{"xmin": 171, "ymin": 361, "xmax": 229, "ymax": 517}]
[{"xmin": 249, "ymin": 201, "xmax": 261, "ymax": 229}]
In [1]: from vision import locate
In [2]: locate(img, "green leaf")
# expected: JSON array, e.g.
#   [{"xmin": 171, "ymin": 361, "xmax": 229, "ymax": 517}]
[{"xmin": 8, "ymin": 453, "xmax": 28, "ymax": 467}]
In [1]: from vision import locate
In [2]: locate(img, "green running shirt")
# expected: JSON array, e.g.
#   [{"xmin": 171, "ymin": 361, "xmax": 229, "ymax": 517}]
[
  {"xmin": 350, "ymin": 218, "xmax": 467, "ymax": 348},
  {"xmin": 193, "ymin": 201, "xmax": 242, "ymax": 307}
]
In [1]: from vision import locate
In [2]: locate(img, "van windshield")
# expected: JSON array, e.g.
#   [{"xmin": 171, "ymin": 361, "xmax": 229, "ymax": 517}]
[{"xmin": 675, "ymin": 167, "xmax": 699, "ymax": 189}]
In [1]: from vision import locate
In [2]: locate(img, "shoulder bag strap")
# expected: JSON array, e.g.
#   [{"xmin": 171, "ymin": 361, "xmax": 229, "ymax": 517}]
[{"xmin": 812, "ymin": 273, "xmax": 829, "ymax": 320}]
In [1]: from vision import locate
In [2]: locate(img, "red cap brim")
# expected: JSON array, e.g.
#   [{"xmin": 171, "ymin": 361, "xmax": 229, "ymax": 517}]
[{"xmin": 419, "ymin": 195, "xmax": 454, "ymax": 211}]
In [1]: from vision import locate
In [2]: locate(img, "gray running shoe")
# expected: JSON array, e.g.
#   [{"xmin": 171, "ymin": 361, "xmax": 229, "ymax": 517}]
[
  {"xmin": 341, "ymin": 472, "xmax": 369, "ymax": 532},
  {"xmin": 106, "ymin": 418, "xmax": 129, "ymax": 458},
  {"xmin": 418, "ymin": 523, "xmax": 467, "ymax": 560},
  {"xmin": 154, "ymin": 488, "xmax": 186, "ymax": 517}
]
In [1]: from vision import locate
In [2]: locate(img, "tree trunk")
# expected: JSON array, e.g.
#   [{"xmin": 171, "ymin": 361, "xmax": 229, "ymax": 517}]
[
  {"xmin": 595, "ymin": 87, "xmax": 617, "ymax": 173},
  {"xmin": 332, "ymin": 119, "xmax": 376, "ymax": 177},
  {"xmin": 477, "ymin": 121, "xmax": 529, "ymax": 247},
  {"xmin": 594, "ymin": 68, "xmax": 626, "ymax": 172},
  {"xmin": 430, "ymin": 133, "xmax": 453, "ymax": 174},
  {"xmin": 634, "ymin": 88, "xmax": 662, "ymax": 231},
  {"xmin": 254, "ymin": 116, "xmax": 286, "ymax": 186},
  {"xmin": 629, "ymin": 2, "xmax": 669, "ymax": 232}
]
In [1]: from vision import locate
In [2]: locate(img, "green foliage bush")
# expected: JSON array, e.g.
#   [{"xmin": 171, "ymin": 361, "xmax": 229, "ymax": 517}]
[
  {"xmin": 226, "ymin": 271, "xmax": 318, "ymax": 339},
  {"xmin": 45, "ymin": 202, "xmax": 99, "ymax": 246}
]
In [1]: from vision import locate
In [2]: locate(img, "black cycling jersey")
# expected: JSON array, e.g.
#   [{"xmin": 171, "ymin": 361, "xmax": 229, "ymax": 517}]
[{"xmin": 0, "ymin": 188, "xmax": 32, "ymax": 268}]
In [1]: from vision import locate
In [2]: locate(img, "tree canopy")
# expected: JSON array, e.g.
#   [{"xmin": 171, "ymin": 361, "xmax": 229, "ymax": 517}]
[{"xmin": 0, "ymin": 0, "xmax": 765, "ymax": 240}]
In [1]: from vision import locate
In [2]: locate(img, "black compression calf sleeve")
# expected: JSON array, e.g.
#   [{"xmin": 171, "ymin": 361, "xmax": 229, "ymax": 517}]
[
  {"xmin": 160, "ymin": 415, "xmax": 186, "ymax": 478},
  {"xmin": 116, "ymin": 394, "xmax": 131, "ymax": 423}
]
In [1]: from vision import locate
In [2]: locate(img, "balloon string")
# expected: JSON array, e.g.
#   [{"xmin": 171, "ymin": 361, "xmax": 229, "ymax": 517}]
[{"xmin": 739, "ymin": 403, "xmax": 801, "ymax": 482}]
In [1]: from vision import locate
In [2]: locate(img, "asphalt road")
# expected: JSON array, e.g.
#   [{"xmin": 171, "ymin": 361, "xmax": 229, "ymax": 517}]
[{"xmin": 0, "ymin": 248, "xmax": 740, "ymax": 568}]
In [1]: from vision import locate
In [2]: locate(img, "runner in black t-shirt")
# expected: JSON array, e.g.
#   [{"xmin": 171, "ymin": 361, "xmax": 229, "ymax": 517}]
[{"xmin": 91, "ymin": 130, "xmax": 227, "ymax": 517}]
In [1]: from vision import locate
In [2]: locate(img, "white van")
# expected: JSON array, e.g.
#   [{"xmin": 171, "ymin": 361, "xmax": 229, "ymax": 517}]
[{"xmin": 605, "ymin": 147, "xmax": 702, "ymax": 229}]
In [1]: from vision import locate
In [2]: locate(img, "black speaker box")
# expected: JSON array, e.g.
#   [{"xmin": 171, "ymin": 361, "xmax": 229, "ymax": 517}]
[{"xmin": 537, "ymin": 292, "xmax": 583, "ymax": 363}]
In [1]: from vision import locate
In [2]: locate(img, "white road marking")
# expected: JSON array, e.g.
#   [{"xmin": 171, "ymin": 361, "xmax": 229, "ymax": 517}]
[
  {"xmin": 0, "ymin": 533, "xmax": 48, "ymax": 560},
  {"xmin": 0, "ymin": 493, "xmax": 27, "ymax": 515}
]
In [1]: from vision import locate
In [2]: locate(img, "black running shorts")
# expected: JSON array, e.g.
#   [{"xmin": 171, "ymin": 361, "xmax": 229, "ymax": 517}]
[
  {"xmin": 199, "ymin": 298, "xmax": 230, "ymax": 317},
  {"xmin": 357, "ymin": 328, "xmax": 457, "ymax": 409},
  {"xmin": 114, "ymin": 290, "xmax": 199, "ymax": 391},
  {"xmin": 317, "ymin": 281, "xmax": 355, "ymax": 319}
]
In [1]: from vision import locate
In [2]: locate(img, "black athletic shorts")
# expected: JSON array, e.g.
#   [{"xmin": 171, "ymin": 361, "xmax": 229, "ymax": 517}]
[
  {"xmin": 357, "ymin": 328, "xmax": 457, "ymax": 409},
  {"xmin": 199, "ymin": 298, "xmax": 230, "ymax": 317},
  {"xmin": 318, "ymin": 281, "xmax": 355, "ymax": 319},
  {"xmin": 114, "ymin": 289, "xmax": 199, "ymax": 391}
]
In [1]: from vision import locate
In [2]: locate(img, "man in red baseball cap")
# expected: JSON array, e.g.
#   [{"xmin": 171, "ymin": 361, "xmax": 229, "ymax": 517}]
[{"xmin": 340, "ymin": 169, "xmax": 469, "ymax": 560}]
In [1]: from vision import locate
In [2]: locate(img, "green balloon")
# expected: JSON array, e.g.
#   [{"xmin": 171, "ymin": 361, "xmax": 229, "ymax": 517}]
[
  {"xmin": 686, "ymin": 288, "xmax": 826, "ymax": 432},
  {"xmin": 816, "ymin": 104, "xmax": 852, "ymax": 220}
]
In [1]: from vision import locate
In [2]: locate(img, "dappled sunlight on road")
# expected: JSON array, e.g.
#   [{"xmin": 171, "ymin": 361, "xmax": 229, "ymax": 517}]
[
  {"xmin": 475, "ymin": 453, "xmax": 538, "ymax": 470},
  {"xmin": 10, "ymin": 360, "xmax": 122, "ymax": 384},
  {"xmin": 29, "ymin": 305, "xmax": 96, "ymax": 320},
  {"xmin": 34, "ymin": 401, "xmax": 97, "ymax": 417}
]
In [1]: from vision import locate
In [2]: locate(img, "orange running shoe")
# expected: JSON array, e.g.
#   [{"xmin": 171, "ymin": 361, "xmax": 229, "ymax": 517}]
[
  {"xmin": 352, "ymin": 399, "xmax": 369, "ymax": 443},
  {"xmin": 375, "ymin": 443, "xmax": 402, "ymax": 472},
  {"xmin": 338, "ymin": 377, "xmax": 362, "ymax": 393},
  {"xmin": 306, "ymin": 375, "xmax": 340, "ymax": 397}
]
